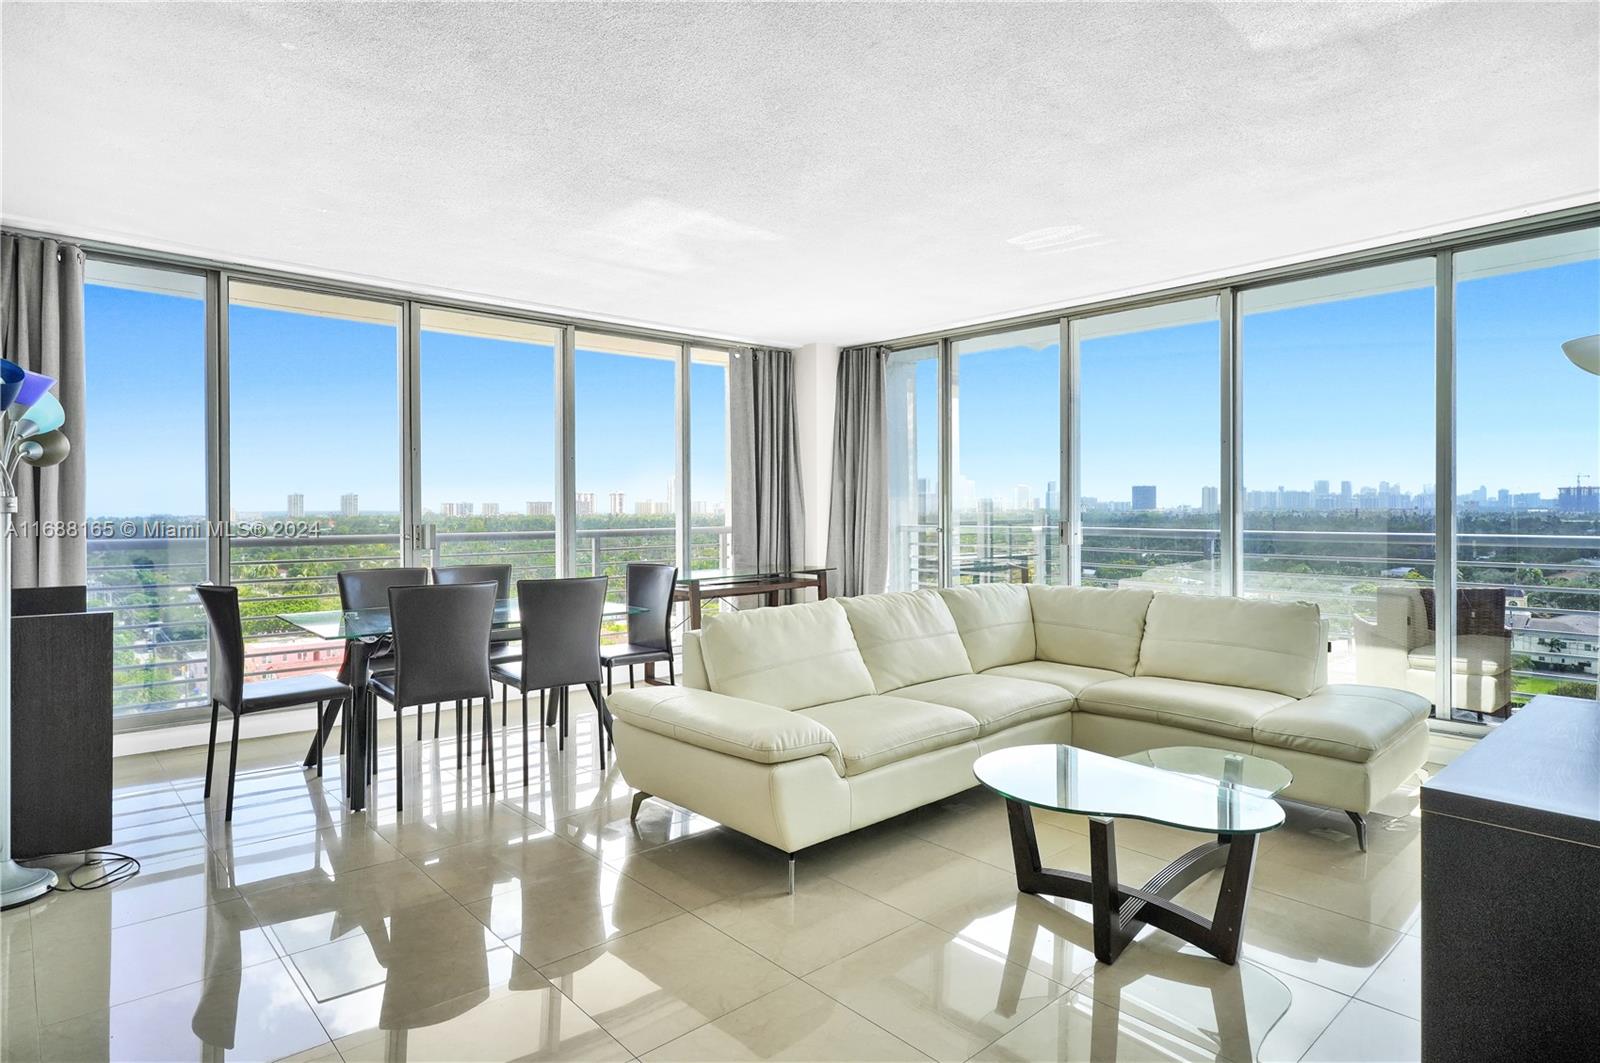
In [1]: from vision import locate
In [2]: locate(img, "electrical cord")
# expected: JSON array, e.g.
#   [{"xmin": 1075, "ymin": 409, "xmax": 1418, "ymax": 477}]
[{"xmin": 35, "ymin": 849, "xmax": 143, "ymax": 893}]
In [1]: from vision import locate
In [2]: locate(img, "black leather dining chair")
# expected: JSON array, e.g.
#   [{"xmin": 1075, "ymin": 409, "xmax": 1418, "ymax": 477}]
[
  {"xmin": 196, "ymin": 585, "xmax": 352, "ymax": 821},
  {"xmin": 600, "ymin": 563, "xmax": 678, "ymax": 693},
  {"xmin": 433, "ymin": 564, "xmax": 519, "ymax": 728},
  {"xmin": 330, "ymin": 567, "xmax": 428, "ymax": 777},
  {"xmin": 368, "ymin": 582, "xmax": 497, "ymax": 808},
  {"xmin": 491, "ymin": 576, "xmax": 613, "ymax": 784}
]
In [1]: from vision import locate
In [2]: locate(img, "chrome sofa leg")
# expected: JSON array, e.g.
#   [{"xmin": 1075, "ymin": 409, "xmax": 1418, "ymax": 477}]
[
  {"xmin": 1347, "ymin": 810, "xmax": 1368, "ymax": 852},
  {"xmin": 787, "ymin": 853, "xmax": 796, "ymax": 896},
  {"xmin": 630, "ymin": 791, "xmax": 652, "ymax": 824}
]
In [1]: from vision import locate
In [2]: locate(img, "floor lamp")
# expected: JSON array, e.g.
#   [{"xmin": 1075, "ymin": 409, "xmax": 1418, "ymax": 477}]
[{"xmin": 0, "ymin": 359, "xmax": 71, "ymax": 909}]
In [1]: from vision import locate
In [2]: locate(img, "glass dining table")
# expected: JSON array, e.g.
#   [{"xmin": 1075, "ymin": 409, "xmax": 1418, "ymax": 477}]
[{"xmin": 279, "ymin": 598, "xmax": 642, "ymax": 812}]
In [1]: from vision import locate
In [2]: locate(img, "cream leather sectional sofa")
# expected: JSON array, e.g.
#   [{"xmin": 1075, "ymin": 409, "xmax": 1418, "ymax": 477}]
[{"xmin": 609, "ymin": 584, "xmax": 1430, "ymax": 870}]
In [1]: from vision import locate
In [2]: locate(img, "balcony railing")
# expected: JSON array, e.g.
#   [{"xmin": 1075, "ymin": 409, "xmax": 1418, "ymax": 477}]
[{"xmin": 89, "ymin": 523, "xmax": 733, "ymax": 722}]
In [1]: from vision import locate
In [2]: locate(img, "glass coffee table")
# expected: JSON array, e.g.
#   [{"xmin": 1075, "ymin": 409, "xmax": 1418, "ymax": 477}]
[{"xmin": 974, "ymin": 744, "xmax": 1288, "ymax": 966}]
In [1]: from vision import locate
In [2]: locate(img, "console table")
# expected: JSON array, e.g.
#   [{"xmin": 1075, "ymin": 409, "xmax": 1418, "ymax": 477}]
[{"xmin": 1420, "ymin": 694, "xmax": 1598, "ymax": 1061}]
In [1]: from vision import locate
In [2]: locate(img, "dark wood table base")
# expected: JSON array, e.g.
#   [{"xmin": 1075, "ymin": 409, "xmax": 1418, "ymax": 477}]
[{"xmin": 1005, "ymin": 799, "xmax": 1260, "ymax": 965}]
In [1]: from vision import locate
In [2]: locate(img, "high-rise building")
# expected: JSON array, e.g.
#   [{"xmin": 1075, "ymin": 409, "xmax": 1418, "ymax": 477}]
[
  {"xmin": 525, "ymin": 500, "xmax": 553, "ymax": 516},
  {"xmin": 286, "ymin": 493, "xmax": 304, "ymax": 518},
  {"xmin": 609, "ymin": 491, "xmax": 626, "ymax": 515},
  {"xmin": 635, "ymin": 500, "xmax": 670, "ymax": 516},
  {"xmin": 339, "ymin": 493, "xmax": 359, "ymax": 517},
  {"xmin": 456, "ymin": 502, "xmax": 474, "ymax": 516},
  {"xmin": 1558, "ymin": 484, "xmax": 1599, "ymax": 513},
  {"xmin": 1341, "ymin": 481, "xmax": 1353, "ymax": 508},
  {"xmin": 1131, "ymin": 485, "xmax": 1157, "ymax": 512},
  {"xmin": 1200, "ymin": 486, "xmax": 1219, "ymax": 514},
  {"xmin": 1012, "ymin": 484, "xmax": 1031, "ymax": 511},
  {"xmin": 481, "ymin": 502, "xmax": 499, "ymax": 517},
  {"xmin": 576, "ymin": 492, "xmax": 594, "ymax": 516}
]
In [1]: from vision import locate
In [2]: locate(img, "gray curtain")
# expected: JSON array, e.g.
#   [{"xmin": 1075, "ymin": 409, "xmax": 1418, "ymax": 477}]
[
  {"xmin": 729, "ymin": 347, "xmax": 806, "ymax": 584},
  {"xmin": 1, "ymin": 234, "xmax": 88, "ymax": 588},
  {"xmin": 827, "ymin": 346, "xmax": 888, "ymax": 597}
]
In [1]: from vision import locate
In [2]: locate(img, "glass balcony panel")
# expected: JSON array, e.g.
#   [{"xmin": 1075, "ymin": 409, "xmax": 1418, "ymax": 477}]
[{"xmin": 885, "ymin": 345, "xmax": 941, "ymax": 590}]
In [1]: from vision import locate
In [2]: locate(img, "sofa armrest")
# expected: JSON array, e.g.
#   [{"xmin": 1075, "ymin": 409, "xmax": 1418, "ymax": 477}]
[{"xmin": 609, "ymin": 685, "xmax": 844, "ymax": 775}]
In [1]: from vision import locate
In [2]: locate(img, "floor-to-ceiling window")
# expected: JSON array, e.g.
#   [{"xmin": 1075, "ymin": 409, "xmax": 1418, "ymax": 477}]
[
  {"xmin": 885, "ymin": 344, "xmax": 941, "ymax": 590},
  {"xmin": 1240, "ymin": 260, "xmax": 1436, "ymax": 689},
  {"xmin": 688, "ymin": 347, "xmax": 732, "ymax": 573},
  {"xmin": 82, "ymin": 261, "xmax": 210, "ymax": 721},
  {"xmin": 1452, "ymin": 227, "xmax": 1600, "ymax": 724},
  {"xmin": 226, "ymin": 282, "xmax": 403, "ymax": 685},
  {"xmin": 419, "ymin": 308, "xmax": 559, "ymax": 579},
  {"xmin": 573, "ymin": 331, "xmax": 678, "ymax": 584},
  {"xmin": 1075, "ymin": 298, "xmax": 1222, "ymax": 594},
  {"xmin": 952, "ymin": 324, "xmax": 1061, "ymax": 584}
]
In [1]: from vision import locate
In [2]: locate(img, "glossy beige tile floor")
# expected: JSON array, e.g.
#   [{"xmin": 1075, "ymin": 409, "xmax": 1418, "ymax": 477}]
[{"xmin": 0, "ymin": 699, "xmax": 1431, "ymax": 1062}]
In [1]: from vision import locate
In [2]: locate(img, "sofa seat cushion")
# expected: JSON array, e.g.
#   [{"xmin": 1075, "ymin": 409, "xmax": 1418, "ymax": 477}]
[
  {"xmin": 937, "ymin": 583, "xmax": 1035, "ymax": 671},
  {"xmin": 984, "ymin": 660, "xmax": 1128, "ymax": 697},
  {"xmin": 892, "ymin": 673, "xmax": 1072, "ymax": 736},
  {"xmin": 1077, "ymin": 676, "xmax": 1293, "ymax": 742},
  {"xmin": 609, "ymin": 685, "xmax": 845, "ymax": 774},
  {"xmin": 1406, "ymin": 634, "xmax": 1509, "ymax": 676},
  {"xmin": 1253, "ymin": 684, "xmax": 1431, "ymax": 763},
  {"xmin": 1136, "ymin": 594, "xmax": 1324, "ymax": 698},
  {"xmin": 839, "ymin": 591, "xmax": 974, "ymax": 693},
  {"xmin": 796, "ymin": 696, "xmax": 980, "ymax": 776},
  {"xmin": 699, "ymin": 599, "xmax": 876, "ymax": 710},
  {"xmin": 1029, "ymin": 585, "xmax": 1154, "ymax": 675}
]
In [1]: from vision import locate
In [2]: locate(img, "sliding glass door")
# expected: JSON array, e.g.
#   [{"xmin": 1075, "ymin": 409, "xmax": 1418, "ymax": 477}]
[
  {"xmin": 418, "ymin": 308, "xmax": 559, "ymax": 579},
  {"xmin": 82, "ymin": 261, "xmax": 210, "ymax": 721},
  {"xmin": 1240, "ymin": 260, "xmax": 1436, "ymax": 689},
  {"xmin": 1452, "ymin": 227, "xmax": 1600, "ymax": 724},
  {"xmin": 226, "ymin": 281, "xmax": 403, "ymax": 685},
  {"xmin": 885, "ymin": 345, "xmax": 941, "ymax": 590},
  {"xmin": 952, "ymin": 324, "xmax": 1062, "ymax": 584},
  {"xmin": 573, "ymin": 331, "xmax": 679, "ymax": 581},
  {"xmin": 688, "ymin": 347, "xmax": 733, "ymax": 573},
  {"xmin": 1075, "ymin": 298, "xmax": 1222, "ymax": 593}
]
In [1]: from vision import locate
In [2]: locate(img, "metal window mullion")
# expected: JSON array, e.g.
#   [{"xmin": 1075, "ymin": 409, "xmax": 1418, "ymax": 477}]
[
  {"xmin": 675, "ymin": 343, "xmax": 691, "ymax": 573},
  {"xmin": 1220, "ymin": 288, "xmax": 1243, "ymax": 597},
  {"xmin": 400, "ymin": 301, "xmax": 422, "ymax": 567},
  {"xmin": 1061, "ymin": 317, "xmax": 1081, "ymax": 586},
  {"xmin": 207, "ymin": 270, "xmax": 228, "ymax": 589},
  {"xmin": 556, "ymin": 324, "xmax": 577, "ymax": 577},
  {"xmin": 938, "ymin": 337, "xmax": 954, "ymax": 587},
  {"xmin": 1434, "ymin": 253, "xmax": 1457, "ymax": 719}
]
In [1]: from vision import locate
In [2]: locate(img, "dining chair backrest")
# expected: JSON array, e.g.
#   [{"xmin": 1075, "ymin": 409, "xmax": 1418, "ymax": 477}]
[
  {"xmin": 515, "ymin": 576, "xmax": 608, "ymax": 690},
  {"xmin": 387, "ymin": 583, "xmax": 496, "ymax": 707},
  {"xmin": 626, "ymin": 562, "xmax": 677, "ymax": 652},
  {"xmin": 196, "ymin": 584, "xmax": 246, "ymax": 711},
  {"xmin": 338, "ymin": 567, "xmax": 429, "ymax": 611},
  {"xmin": 433, "ymin": 564, "xmax": 512, "ymax": 598}
]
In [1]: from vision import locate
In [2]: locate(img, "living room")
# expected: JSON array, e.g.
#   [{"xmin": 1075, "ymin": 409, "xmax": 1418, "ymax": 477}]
[{"xmin": 1, "ymin": 3, "xmax": 1596, "ymax": 1062}]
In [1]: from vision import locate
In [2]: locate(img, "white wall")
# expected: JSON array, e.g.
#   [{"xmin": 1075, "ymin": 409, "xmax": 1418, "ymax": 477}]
[{"xmin": 793, "ymin": 343, "xmax": 839, "ymax": 566}]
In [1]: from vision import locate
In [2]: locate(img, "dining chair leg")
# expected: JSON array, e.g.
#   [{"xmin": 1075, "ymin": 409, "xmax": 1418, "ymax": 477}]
[
  {"xmin": 606, "ymin": 665, "xmax": 612, "ymax": 696},
  {"xmin": 435, "ymin": 702, "xmax": 441, "ymax": 740},
  {"xmin": 203, "ymin": 699, "xmax": 220, "ymax": 798},
  {"xmin": 455, "ymin": 699, "xmax": 463, "ymax": 771},
  {"xmin": 339, "ymin": 705, "xmax": 346, "ymax": 755},
  {"xmin": 629, "ymin": 665, "xmax": 636, "ymax": 689},
  {"xmin": 669, "ymin": 657, "xmax": 676, "ymax": 685},
  {"xmin": 315, "ymin": 700, "xmax": 326, "ymax": 778},
  {"xmin": 484, "ymin": 697, "xmax": 496, "ymax": 793},
  {"xmin": 521, "ymin": 686, "xmax": 530, "ymax": 788},
  {"xmin": 224, "ymin": 711, "xmax": 241, "ymax": 822},
  {"xmin": 586, "ymin": 682, "xmax": 609, "ymax": 769},
  {"xmin": 416, "ymin": 701, "xmax": 423, "ymax": 741},
  {"xmin": 395, "ymin": 703, "xmax": 405, "ymax": 813},
  {"xmin": 501, "ymin": 686, "xmax": 507, "ymax": 728},
  {"xmin": 540, "ymin": 689, "xmax": 547, "ymax": 742}
]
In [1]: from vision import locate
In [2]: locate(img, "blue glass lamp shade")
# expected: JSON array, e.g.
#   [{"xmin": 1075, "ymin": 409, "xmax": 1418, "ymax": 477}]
[
  {"xmin": 15, "ymin": 369, "xmax": 55, "ymax": 408},
  {"xmin": 19, "ymin": 430, "xmax": 70, "ymax": 468},
  {"xmin": 0, "ymin": 361, "xmax": 23, "ymax": 412},
  {"xmin": 14, "ymin": 391, "xmax": 64, "ymax": 439}
]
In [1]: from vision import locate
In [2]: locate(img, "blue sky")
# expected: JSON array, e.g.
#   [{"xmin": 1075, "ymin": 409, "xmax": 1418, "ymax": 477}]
[
  {"xmin": 82, "ymin": 252, "xmax": 1597, "ymax": 518},
  {"xmin": 82, "ymin": 291, "xmax": 728, "ymax": 515}
]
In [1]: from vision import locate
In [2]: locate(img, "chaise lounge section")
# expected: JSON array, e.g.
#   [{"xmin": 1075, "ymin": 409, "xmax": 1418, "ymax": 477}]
[{"xmin": 610, "ymin": 584, "xmax": 1430, "ymax": 884}]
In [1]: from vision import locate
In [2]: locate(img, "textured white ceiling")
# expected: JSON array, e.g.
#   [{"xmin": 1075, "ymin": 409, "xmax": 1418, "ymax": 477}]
[{"xmin": 3, "ymin": 2, "xmax": 1596, "ymax": 346}]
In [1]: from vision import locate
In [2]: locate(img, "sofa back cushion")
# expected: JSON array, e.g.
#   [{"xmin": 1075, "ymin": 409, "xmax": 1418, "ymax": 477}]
[
  {"xmin": 938, "ymin": 584, "xmax": 1035, "ymax": 672},
  {"xmin": 1029, "ymin": 585, "xmax": 1153, "ymax": 675},
  {"xmin": 1136, "ymin": 594, "xmax": 1324, "ymax": 698},
  {"xmin": 699, "ymin": 599, "xmax": 876, "ymax": 710},
  {"xmin": 839, "ymin": 591, "xmax": 974, "ymax": 693}
]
